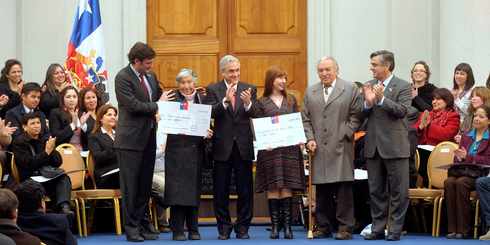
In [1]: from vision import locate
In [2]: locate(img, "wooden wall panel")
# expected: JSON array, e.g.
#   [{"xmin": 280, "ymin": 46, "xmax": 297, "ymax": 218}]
[{"xmin": 153, "ymin": 55, "xmax": 218, "ymax": 89}]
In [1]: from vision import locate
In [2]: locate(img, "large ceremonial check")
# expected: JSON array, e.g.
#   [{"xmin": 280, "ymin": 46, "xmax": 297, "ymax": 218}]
[
  {"xmin": 252, "ymin": 112, "xmax": 306, "ymax": 150},
  {"xmin": 157, "ymin": 101, "xmax": 211, "ymax": 137}
]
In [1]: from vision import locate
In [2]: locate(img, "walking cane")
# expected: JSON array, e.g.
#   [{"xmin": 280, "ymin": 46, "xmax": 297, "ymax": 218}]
[{"xmin": 307, "ymin": 151, "xmax": 314, "ymax": 239}]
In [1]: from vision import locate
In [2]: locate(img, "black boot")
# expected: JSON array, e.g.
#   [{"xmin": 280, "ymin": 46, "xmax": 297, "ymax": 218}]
[
  {"xmin": 268, "ymin": 199, "xmax": 280, "ymax": 239},
  {"xmin": 281, "ymin": 197, "xmax": 293, "ymax": 239},
  {"xmin": 185, "ymin": 207, "xmax": 201, "ymax": 240}
]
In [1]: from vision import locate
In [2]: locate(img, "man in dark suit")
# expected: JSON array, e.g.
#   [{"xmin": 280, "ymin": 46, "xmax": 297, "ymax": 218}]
[
  {"xmin": 361, "ymin": 50, "xmax": 411, "ymax": 241},
  {"xmin": 5, "ymin": 82, "xmax": 49, "ymax": 141},
  {"xmin": 15, "ymin": 180, "xmax": 77, "ymax": 245},
  {"xmin": 206, "ymin": 55, "xmax": 257, "ymax": 239},
  {"xmin": 0, "ymin": 188, "xmax": 42, "ymax": 245},
  {"xmin": 114, "ymin": 42, "xmax": 171, "ymax": 242}
]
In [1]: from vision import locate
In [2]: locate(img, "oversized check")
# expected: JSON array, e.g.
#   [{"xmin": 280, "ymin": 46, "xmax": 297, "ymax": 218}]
[
  {"xmin": 157, "ymin": 101, "xmax": 212, "ymax": 137},
  {"xmin": 252, "ymin": 112, "xmax": 306, "ymax": 150}
]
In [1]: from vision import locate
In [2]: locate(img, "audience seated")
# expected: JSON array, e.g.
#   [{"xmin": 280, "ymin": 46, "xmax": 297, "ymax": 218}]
[
  {"xmin": 49, "ymin": 86, "xmax": 83, "ymax": 149},
  {"xmin": 459, "ymin": 86, "xmax": 490, "ymax": 133},
  {"xmin": 0, "ymin": 59, "xmax": 23, "ymax": 118},
  {"xmin": 11, "ymin": 112, "xmax": 72, "ymax": 214},
  {"xmin": 79, "ymin": 87, "xmax": 100, "ymax": 151},
  {"xmin": 15, "ymin": 180, "xmax": 77, "ymax": 245},
  {"xmin": 5, "ymin": 82, "xmax": 49, "ymax": 141},
  {"xmin": 87, "ymin": 104, "xmax": 119, "ymax": 189},
  {"xmin": 40, "ymin": 64, "xmax": 68, "ymax": 118},
  {"xmin": 451, "ymin": 63, "xmax": 475, "ymax": 124},
  {"xmin": 0, "ymin": 188, "xmax": 42, "ymax": 245},
  {"xmin": 444, "ymin": 105, "xmax": 490, "ymax": 239},
  {"xmin": 414, "ymin": 88, "xmax": 460, "ymax": 186}
]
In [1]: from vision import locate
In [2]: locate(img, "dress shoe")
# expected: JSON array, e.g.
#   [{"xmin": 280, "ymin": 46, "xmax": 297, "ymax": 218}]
[
  {"xmin": 188, "ymin": 232, "xmax": 201, "ymax": 240},
  {"xmin": 126, "ymin": 229, "xmax": 144, "ymax": 243},
  {"xmin": 59, "ymin": 203, "xmax": 74, "ymax": 215},
  {"xmin": 364, "ymin": 232, "xmax": 385, "ymax": 240},
  {"xmin": 455, "ymin": 233, "xmax": 471, "ymax": 239},
  {"xmin": 141, "ymin": 222, "xmax": 160, "ymax": 235},
  {"xmin": 236, "ymin": 232, "xmax": 250, "ymax": 239},
  {"xmin": 172, "ymin": 232, "xmax": 187, "ymax": 241},
  {"xmin": 385, "ymin": 233, "xmax": 401, "ymax": 241},
  {"xmin": 218, "ymin": 231, "xmax": 230, "ymax": 240},
  {"xmin": 313, "ymin": 230, "xmax": 333, "ymax": 238},
  {"xmin": 141, "ymin": 232, "xmax": 159, "ymax": 240},
  {"xmin": 446, "ymin": 233, "xmax": 458, "ymax": 239},
  {"xmin": 335, "ymin": 231, "xmax": 353, "ymax": 240}
]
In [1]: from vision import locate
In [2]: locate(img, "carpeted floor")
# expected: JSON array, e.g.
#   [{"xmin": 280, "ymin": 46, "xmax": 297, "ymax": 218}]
[{"xmin": 78, "ymin": 226, "xmax": 487, "ymax": 244}]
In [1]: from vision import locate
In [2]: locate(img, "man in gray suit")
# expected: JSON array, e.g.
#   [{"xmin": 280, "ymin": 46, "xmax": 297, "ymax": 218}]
[
  {"xmin": 302, "ymin": 57, "xmax": 362, "ymax": 240},
  {"xmin": 361, "ymin": 50, "xmax": 411, "ymax": 241}
]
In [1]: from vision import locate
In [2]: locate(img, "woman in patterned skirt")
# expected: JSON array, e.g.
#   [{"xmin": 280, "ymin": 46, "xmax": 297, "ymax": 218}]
[{"xmin": 250, "ymin": 66, "xmax": 305, "ymax": 239}]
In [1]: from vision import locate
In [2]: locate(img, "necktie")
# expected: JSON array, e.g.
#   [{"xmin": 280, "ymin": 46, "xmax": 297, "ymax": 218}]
[{"xmin": 139, "ymin": 73, "xmax": 150, "ymax": 98}]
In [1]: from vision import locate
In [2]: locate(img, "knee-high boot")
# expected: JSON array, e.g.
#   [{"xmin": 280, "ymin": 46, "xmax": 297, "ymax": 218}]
[
  {"xmin": 281, "ymin": 197, "xmax": 293, "ymax": 239},
  {"xmin": 268, "ymin": 199, "xmax": 280, "ymax": 239}
]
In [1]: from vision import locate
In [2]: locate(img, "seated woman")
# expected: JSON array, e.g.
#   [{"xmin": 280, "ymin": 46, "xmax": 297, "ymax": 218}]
[
  {"xmin": 445, "ymin": 105, "xmax": 490, "ymax": 239},
  {"xmin": 164, "ymin": 68, "xmax": 212, "ymax": 241},
  {"xmin": 39, "ymin": 63, "xmax": 68, "ymax": 118},
  {"xmin": 10, "ymin": 112, "xmax": 72, "ymax": 214},
  {"xmin": 456, "ymin": 86, "xmax": 490, "ymax": 141},
  {"xmin": 79, "ymin": 87, "xmax": 100, "ymax": 151},
  {"xmin": 414, "ymin": 88, "xmax": 460, "ymax": 186},
  {"xmin": 87, "ymin": 104, "xmax": 118, "ymax": 189},
  {"xmin": 0, "ymin": 59, "xmax": 23, "ymax": 118},
  {"xmin": 49, "ymin": 86, "xmax": 83, "ymax": 150}
]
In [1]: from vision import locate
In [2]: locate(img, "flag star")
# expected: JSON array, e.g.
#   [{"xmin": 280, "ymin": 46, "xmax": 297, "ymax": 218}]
[{"xmin": 78, "ymin": 0, "xmax": 93, "ymax": 19}]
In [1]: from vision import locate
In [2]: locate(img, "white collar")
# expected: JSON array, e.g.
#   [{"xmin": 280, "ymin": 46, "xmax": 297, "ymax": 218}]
[
  {"xmin": 22, "ymin": 104, "xmax": 34, "ymax": 113},
  {"xmin": 101, "ymin": 127, "xmax": 115, "ymax": 135},
  {"xmin": 379, "ymin": 74, "xmax": 394, "ymax": 86}
]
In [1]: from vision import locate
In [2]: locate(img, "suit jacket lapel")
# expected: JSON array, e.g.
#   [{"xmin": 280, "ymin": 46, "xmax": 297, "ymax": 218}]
[
  {"xmin": 311, "ymin": 83, "xmax": 326, "ymax": 108},
  {"xmin": 219, "ymin": 81, "xmax": 234, "ymax": 116},
  {"xmin": 127, "ymin": 65, "xmax": 150, "ymax": 102},
  {"xmin": 325, "ymin": 79, "xmax": 345, "ymax": 108},
  {"xmin": 234, "ymin": 82, "xmax": 244, "ymax": 116},
  {"xmin": 384, "ymin": 76, "xmax": 398, "ymax": 99}
]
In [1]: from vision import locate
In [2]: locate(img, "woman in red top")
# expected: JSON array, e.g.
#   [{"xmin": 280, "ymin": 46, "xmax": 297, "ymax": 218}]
[
  {"xmin": 414, "ymin": 88, "xmax": 460, "ymax": 145},
  {"xmin": 414, "ymin": 88, "xmax": 460, "ymax": 186}
]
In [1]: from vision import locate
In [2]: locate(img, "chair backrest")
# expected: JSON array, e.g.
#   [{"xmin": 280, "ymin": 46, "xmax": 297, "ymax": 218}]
[
  {"xmin": 56, "ymin": 144, "xmax": 86, "ymax": 190},
  {"xmin": 415, "ymin": 149, "xmax": 420, "ymax": 171},
  {"xmin": 86, "ymin": 151, "xmax": 98, "ymax": 189},
  {"xmin": 9, "ymin": 153, "xmax": 20, "ymax": 184},
  {"xmin": 427, "ymin": 141, "xmax": 458, "ymax": 189}
]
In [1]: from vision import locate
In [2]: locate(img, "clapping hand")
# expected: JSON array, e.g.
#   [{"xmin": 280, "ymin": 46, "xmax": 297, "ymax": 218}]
[
  {"xmin": 0, "ymin": 94, "xmax": 9, "ymax": 107},
  {"xmin": 418, "ymin": 110, "xmax": 431, "ymax": 130},
  {"xmin": 240, "ymin": 88, "xmax": 252, "ymax": 106},
  {"xmin": 306, "ymin": 140, "xmax": 317, "ymax": 154},
  {"xmin": 80, "ymin": 112, "xmax": 91, "ymax": 125},
  {"xmin": 159, "ymin": 90, "xmax": 176, "ymax": 101},
  {"xmin": 411, "ymin": 85, "xmax": 418, "ymax": 98},
  {"xmin": 196, "ymin": 87, "xmax": 207, "ymax": 96},
  {"xmin": 454, "ymin": 147, "xmax": 467, "ymax": 161},
  {"xmin": 373, "ymin": 83, "xmax": 385, "ymax": 102},
  {"xmin": 225, "ymin": 86, "xmax": 236, "ymax": 104},
  {"xmin": 0, "ymin": 119, "xmax": 16, "ymax": 136},
  {"xmin": 363, "ymin": 85, "xmax": 376, "ymax": 107},
  {"xmin": 45, "ymin": 136, "xmax": 56, "ymax": 155}
]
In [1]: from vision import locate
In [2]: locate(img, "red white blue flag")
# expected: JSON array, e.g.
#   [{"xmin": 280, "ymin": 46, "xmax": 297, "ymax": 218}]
[
  {"xmin": 180, "ymin": 101, "xmax": 189, "ymax": 111},
  {"xmin": 271, "ymin": 115, "xmax": 280, "ymax": 124},
  {"xmin": 65, "ymin": 0, "xmax": 108, "ymax": 93}
]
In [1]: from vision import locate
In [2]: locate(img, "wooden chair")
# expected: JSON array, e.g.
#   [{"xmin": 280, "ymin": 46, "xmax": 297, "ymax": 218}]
[
  {"xmin": 73, "ymin": 151, "xmax": 122, "ymax": 236},
  {"xmin": 409, "ymin": 141, "xmax": 458, "ymax": 237}
]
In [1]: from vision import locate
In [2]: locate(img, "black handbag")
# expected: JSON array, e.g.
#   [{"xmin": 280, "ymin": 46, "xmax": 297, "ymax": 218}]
[
  {"xmin": 448, "ymin": 164, "xmax": 489, "ymax": 178},
  {"xmin": 38, "ymin": 165, "xmax": 65, "ymax": 179}
]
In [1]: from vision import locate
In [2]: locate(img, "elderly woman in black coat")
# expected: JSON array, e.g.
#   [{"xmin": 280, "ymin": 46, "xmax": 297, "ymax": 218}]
[{"xmin": 164, "ymin": 68, "xmax": 212, "ymax": 241}]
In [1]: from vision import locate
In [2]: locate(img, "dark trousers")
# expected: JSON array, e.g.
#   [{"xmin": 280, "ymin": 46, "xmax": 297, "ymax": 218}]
[
  {"xmin": 117, "ymin": 130, "xmax": 156, "ymax": 232},
  {"xmin": 170, "ymin": 205, "xmax": 199, "ymax": 234},
  {"xmin": 477, "ymin": 177, "xmax": 490, "ymax": 225},
  {"xmin": 42, "ymin": 174, "xmax": 71, "ymax": 206},
  {"xmin": 366, "ymin": 152, "xmax": 409, "ymax": 235},
  {"xmin": 213, "ymin": 143, "xmax": 253, "ymax": 234},
  {"xmin": 315, "ymin": 182, "xmax": 354, "ymax": 232},
  {"xmin": 444, "ymin": 176, "xmax": 475, "ymax": 234}
]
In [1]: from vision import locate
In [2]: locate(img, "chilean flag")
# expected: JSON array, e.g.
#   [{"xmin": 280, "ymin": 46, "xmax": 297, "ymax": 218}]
[{"xmin": 65, "ymin": 0, "xmax": 108, "ymax": 90}]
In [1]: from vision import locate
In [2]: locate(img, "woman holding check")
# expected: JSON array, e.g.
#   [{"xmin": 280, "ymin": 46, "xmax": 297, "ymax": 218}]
[
  {"xmin": 250, "ymin": 66, "xmax": 305, "ymax": 239},
  {"xmin": 444, "ymin": 105, "xmax": 490, "ymax": 239},
  {"xmin": 163, "ymin": 68, "xmax": 212, "ymax": 241}
]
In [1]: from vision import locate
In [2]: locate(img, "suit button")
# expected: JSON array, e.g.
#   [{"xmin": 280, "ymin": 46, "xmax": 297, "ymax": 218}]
[
  {"xmin": 323, "ymin": 116, "xmax": 327, "ymax": 119},
  {"xmin": 324, "ymin": 142, "xmax": 327, "ymax": 145},
  {"xmin": 323, "ymin": 129, "xmax": 327, "ymax": 132}
]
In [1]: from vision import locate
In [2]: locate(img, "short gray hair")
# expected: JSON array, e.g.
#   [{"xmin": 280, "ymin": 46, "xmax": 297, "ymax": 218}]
[
  {"xmin": 175, "ymin": 68, "xmax": 198, "ymax": 84},
  {"xmin": 317, "ymin": 56, "xmax": 339, "ymax": 71},
  {"xmin": 370, "ymin": 50, "xmax": 395, "ymax": 72},
  {"xmin": 219, "ymin": 55, "xmax": 240, "ymax": 72}
]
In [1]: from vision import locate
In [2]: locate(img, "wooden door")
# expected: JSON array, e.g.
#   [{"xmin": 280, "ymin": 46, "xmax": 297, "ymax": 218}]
[{"xmin": 147, "ymin": 0, "xmax": 307, "ymax": 100}]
